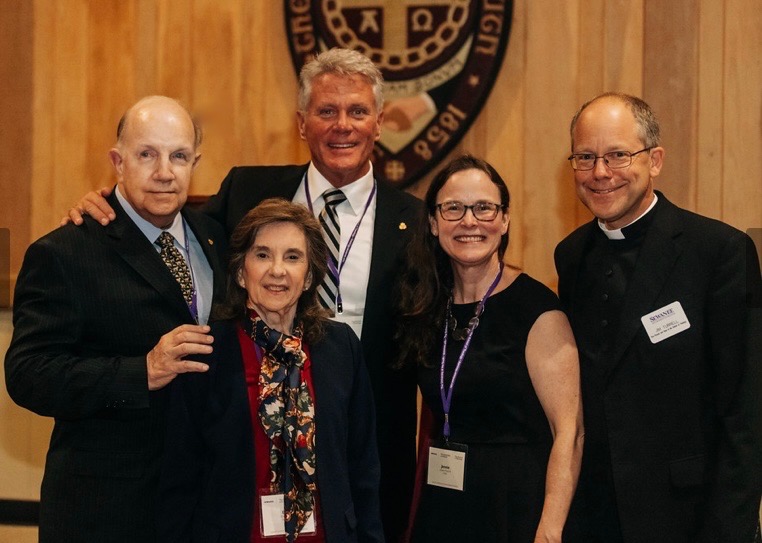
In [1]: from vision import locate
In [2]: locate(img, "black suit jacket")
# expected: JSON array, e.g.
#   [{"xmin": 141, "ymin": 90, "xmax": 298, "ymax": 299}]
[
  {"xmin": 555, "ymin": 193, "xmax": 761, "ymax": 543},
  {"xmin": 159, "ymin": 319, "xmax": 384, "ymax": 543},
  {"xmin": 203, "ymin": 164, "xmax": 422, "ymax": 539},
  {"xmin": 4, "ymin": 193, "xmax": 227, "ymax": 543}
]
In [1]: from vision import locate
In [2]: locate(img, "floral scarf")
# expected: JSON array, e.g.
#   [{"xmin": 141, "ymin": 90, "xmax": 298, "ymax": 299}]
[{"xmin": 247, "ymin": 311, "xmax": 317, "ymax": 541}]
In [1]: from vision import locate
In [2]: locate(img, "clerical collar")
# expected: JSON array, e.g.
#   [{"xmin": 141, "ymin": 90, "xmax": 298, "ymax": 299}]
[
  {"xmin": 597, "ymin": 193, "xmax": 659, "ymax": 240},
  {"xmin": 115, "ymin": 185, "xmax": 186, "ymax": 247}
]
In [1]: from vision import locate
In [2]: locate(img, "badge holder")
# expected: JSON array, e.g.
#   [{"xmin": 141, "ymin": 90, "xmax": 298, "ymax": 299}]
[
  {"xmin": 259, "ymin": 490, "xmax": 317, "ymax": 538},
  {"xmin": 426, "ymin": 438, "xmax": 468, "ymax": 491}
]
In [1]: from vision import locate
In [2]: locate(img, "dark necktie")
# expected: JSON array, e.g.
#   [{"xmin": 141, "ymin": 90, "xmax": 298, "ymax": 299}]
[
  {"xmin": 155, "ymin": 231, "xmax": 193, "ymax": 305},
  {"xmin": 317, "ymin": 189, "xmax": 347, "ymax": 312}
]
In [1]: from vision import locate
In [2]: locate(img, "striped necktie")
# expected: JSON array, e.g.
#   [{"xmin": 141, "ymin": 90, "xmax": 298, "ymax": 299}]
[
  {"xmin": 317, "ymin": 188, "xmax": 347, "ymax": 313},
  {"xmin": 155, "ymin": 231, "xmax": 193, "ymax": 305}
]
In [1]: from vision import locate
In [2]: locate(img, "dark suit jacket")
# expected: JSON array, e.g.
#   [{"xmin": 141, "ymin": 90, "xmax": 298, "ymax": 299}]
[
  {"xmin": 202, "ymin": 164, "xmax": 422, "ymax": 539},
  {"xmin": 555, "ymin": 192, "xmax": 761, "ymax": 543},
  {"xmin": 4, "ymin": 193, "xmax": 227, "ymax": 543},
  {"xmin": 158, "ymin": 319, "xmax": 384, "ymax": 543}
]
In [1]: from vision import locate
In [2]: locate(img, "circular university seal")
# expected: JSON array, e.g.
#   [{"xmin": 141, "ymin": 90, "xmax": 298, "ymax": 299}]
[{"xmin": 285, "ymin": 0, "xmax": 514, "ymax": 187}]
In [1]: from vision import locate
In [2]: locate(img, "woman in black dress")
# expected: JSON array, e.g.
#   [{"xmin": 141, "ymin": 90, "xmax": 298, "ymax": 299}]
[{"xmin": 396, "ymin": 155, "xmax": 583, "ymax": 542}]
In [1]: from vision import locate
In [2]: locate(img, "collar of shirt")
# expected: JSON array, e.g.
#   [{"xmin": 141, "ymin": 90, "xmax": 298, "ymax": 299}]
[
  {"xmin": 303, "ymin": 161, "xmax": 376, "ymax": 216},
  {"xmin": 115, "ymin": 186, "xmax": 186, "ymax": 251},
  {"xmin": 597, "ymin": 192, "xmax": 659, "ymax": 240}
]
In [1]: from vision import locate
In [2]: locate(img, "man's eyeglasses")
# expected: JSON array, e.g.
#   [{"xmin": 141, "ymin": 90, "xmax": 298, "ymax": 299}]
[
  {"xmin": 435, "ymin": 201, "xmax": 505, "ymax": 221},
  {"xmin": 568, "ymin": 147, "xmax": 652, "ymax": 171}
]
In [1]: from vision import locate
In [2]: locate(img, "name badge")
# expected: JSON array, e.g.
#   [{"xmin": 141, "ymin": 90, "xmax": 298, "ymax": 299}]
[
  {"xmin": 260, "ymin": 494, "xmax": 316, "ymax": 537},
  {"xmin": 427, "ymin": 440, "xmax": 468, "ymax": 491},
  {"xmin": 332, "ymin": 314, "xmax": 363, "ymax": 340},
  {"xmin": 641, "ymin": 301, "xmax": 691, "ymax": 344}
]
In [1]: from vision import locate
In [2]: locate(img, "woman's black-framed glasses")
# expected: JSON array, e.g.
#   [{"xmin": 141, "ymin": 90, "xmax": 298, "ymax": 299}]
[{"xmin": 436, "ymin": 201, "xmax": 505, "ymax": 221}]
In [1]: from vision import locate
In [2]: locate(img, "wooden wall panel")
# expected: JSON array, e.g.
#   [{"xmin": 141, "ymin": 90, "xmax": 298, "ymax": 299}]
[
  {"xmin": 0, "ymin": 0, "xmax": 32, "ymax": 292},
  {"xmin": 644, "ymin": 0, "xmax": 699, "ymax": 210},
  {"xmin": 696, "ymin": 0, "xmax": 724, "ymax": 220},
  {"xmin": 723, "ymin": 0, "xmax": 762, "ymax": 231},
  {"xmin": 1, "ymin": 0, "xmax": 760, "ymax": 283}
]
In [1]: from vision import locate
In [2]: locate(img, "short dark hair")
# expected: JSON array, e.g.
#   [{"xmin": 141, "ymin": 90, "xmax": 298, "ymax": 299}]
[{"xmin": 215, "ymin": 198, "xmax": 329, "ymax": 342}]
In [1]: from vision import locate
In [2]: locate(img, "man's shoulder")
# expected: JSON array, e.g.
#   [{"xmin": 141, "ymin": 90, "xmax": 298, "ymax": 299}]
[
  {"xmin": 556, "ymin": 220, "xmax": 594, "ymax": 255},
  {"xmin": 225, "ymin": 164, "xmax": 308, "ymax": 183},
  {"xmin": 656, "ymin": 195, "xmax": 745, "ymax": 242},
  {"xmin": 375, "ymin": 179, "xmax": 423, "ymax": 217}
]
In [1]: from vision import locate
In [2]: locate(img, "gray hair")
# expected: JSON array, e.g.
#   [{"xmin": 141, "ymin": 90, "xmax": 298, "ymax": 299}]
[
  {"xmin": 298, "ymin": 48, "xmax": 384, "ymax": 112},
  {"xmin": 570, "ymin": 92, "xmax": 661, "ymax": 149}
]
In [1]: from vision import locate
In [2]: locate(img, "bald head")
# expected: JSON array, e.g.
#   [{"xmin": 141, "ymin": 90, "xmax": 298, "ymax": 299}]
[
  {"xmin": 109, "ymin": 96, "xmax": 201, "ymax": 228},
  {"xmin": 117, "ymin": 96, "xmax": 202, "ymax": 150},
  {"xmin": 570, "ymin": 92, "xmax": 660, "ymax": 150}
]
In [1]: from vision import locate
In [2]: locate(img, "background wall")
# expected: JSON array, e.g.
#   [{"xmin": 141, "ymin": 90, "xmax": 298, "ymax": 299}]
[{"xmin": 1, "ymin": 0, "xmax": 761, "ymax": 507}]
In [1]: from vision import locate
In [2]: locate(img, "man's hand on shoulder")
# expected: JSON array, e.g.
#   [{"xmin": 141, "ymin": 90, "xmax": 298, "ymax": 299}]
[
  {"xmin": 147, "ymin": 324, "xmax": 214, "ymax": 390},
  {"xmin": 61, "ymin": 186, "xmax": 117, "ymax": 226}
]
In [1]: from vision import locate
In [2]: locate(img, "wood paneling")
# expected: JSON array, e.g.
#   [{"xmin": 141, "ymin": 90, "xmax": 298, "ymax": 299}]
[{"xmin": 2, "ymin": 0, "xmax": 761, "ymax": 285}]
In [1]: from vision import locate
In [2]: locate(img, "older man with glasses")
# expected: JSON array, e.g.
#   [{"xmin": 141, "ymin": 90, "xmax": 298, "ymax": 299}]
[{"xmin": 555, "ymin": 92, "xmax": 762, "ymax": 543}]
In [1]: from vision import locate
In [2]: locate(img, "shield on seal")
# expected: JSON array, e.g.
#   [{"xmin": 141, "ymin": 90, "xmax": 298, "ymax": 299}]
[{"xmin": 284, "ymin": 0, "xmax": 514, "ymax": 187}]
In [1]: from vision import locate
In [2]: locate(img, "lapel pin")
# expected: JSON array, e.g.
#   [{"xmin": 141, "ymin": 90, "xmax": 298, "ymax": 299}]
[
  {"xmin": 208, "ymin": 238, "xmax": 214, "ymax": 245},
  {"xmin": 399, "ymin": 222, "xmax": 407, "ymax": 230}
]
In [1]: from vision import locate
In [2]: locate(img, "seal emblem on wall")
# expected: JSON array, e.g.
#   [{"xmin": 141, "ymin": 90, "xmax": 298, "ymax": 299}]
[{"xmin": 285, "ymin": 0, "xmax": 513, "ymax": 187}]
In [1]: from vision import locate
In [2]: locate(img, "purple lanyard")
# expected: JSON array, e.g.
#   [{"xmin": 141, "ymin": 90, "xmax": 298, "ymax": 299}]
[
  {"xmin": 304, "ymin": 176, "xmax": 376, "ymax": 314},
  {"xmin": 181, "ymin": 221, "xmax": 199, "ymax": 323},
  {"xmin": 439, "ymin": 262, "xmax": 504, "ymax": 441}
]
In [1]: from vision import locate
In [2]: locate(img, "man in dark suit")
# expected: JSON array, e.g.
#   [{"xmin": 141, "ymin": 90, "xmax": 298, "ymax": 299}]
[
  {"xmin": 5, "ymin": 96, "xmax": 227, "ymax": 542},
  {"xmin": 69, "ymin": 49, "xmax": 421, "ymax": 541},
  {"xmin": 555, "ymin": 92, "xmax": 761, "ymax": 543}
]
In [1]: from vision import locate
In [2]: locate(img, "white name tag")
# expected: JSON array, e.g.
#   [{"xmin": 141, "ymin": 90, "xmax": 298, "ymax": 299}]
[
  {"xmin": 427, "ymin": 444, "xmax": 467, "ymax": 491},
  {"xmin": 260, "ymin": 494, "xmax": 316, "ymax": 537},
  {"xmin": 641, "ymin": 301, "xmax": 691, "ymax": 344},
  {"xmin": 331, "ymin": 314, "xmax": 363, "ymax": 339}
]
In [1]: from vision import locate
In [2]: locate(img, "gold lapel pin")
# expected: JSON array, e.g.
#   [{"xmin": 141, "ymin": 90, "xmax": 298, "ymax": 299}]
[
  {"xmin": 399, "ymin": 222, "xmax": 407, "ymax": 230},
  {"xmin": 208, "ymin": 239, "xmax": 214, "ymax": 245}
]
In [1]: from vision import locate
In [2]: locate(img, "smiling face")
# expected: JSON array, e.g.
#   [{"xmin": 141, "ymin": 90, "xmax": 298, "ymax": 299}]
[
  {"xmin": 297, "ymin": 73, "xmax": 383, "ymax": 188},
  {"xmin": 238, "ymin": 222, "xmax": 311, "ymax": 334},
  {"xmin": 572, "ymin": 97, "xmax": 664, "ymax": 229},
  {"xmin": 109, "ymin": 97, "xmax": 199, "ymax": 228},
  {"xmin": 429, "ymin": 168, "xmax": 509, "ymax": 271}
]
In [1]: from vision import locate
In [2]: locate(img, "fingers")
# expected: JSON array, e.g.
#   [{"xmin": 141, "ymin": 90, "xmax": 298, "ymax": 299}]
[
  {"xmin": 62, "ymin": 207, "xmax": 83, "ymax": 226},
  {"xmin": 83, "ymin": 189, "xmax": 117, "ymax": 225},
  {"xmin": 65, "ymin": 189, "xmax": 118, "ymax": 227},
  {"xmin": 147, "ymin": 325, "xmax": 213, "ymax": 390}
]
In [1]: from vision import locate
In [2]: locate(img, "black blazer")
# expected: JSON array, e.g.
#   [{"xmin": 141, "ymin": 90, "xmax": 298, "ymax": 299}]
[
  {"xmin": 555, "ymin": 193, "xmax": 762, "ymax": 543},
  {"xmin": 4, "ymin": 193, "xmax": 227, "ymax": 543},
  {"xmin": 158, "ymin": 319, "xmax": 384, "ymax": 543},
  {"xmin": 202, "ymin": 164, "xmax": 422, "ymax": 539}
]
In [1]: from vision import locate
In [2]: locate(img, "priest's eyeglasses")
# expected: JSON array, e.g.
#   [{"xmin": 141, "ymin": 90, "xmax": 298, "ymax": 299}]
[
  {"xmin": 568, "ymin": 147, "xmax": 652, "ymax": 171},
  {"xmin": 436, "ymin": 201, "xmax": 505, "ymax": 221}
]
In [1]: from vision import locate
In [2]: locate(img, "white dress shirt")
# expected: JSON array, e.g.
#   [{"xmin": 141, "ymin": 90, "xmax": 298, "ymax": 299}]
[{"xmin": 292, "ymin": 162, "xmax": 377, "ymax": 339}]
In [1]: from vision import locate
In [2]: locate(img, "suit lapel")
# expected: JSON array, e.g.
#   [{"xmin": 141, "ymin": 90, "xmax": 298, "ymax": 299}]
[
  {"xmin": 106, "ymin": 194, "xmax": 194, "ymax": 322},
  {"xmin": 602, "ymin": 199, "xmax": 683, "ymax": 383},
  {"xmin": 183, "ymin": 208, "xmax": 225, "ymax": 303},
  {"xmin": 361, "ymin": 181, "xmax": 410, "ymax": 339}
]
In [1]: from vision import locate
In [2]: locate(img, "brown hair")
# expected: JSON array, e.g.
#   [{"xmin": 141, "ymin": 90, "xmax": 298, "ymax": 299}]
[
  {"xmin": 214, "ymin": 198, "xmax": 329, "ymax": 342},
  {"xmin": 393, "ymin": 155, "xmax": 511, "ymax": 368}
]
